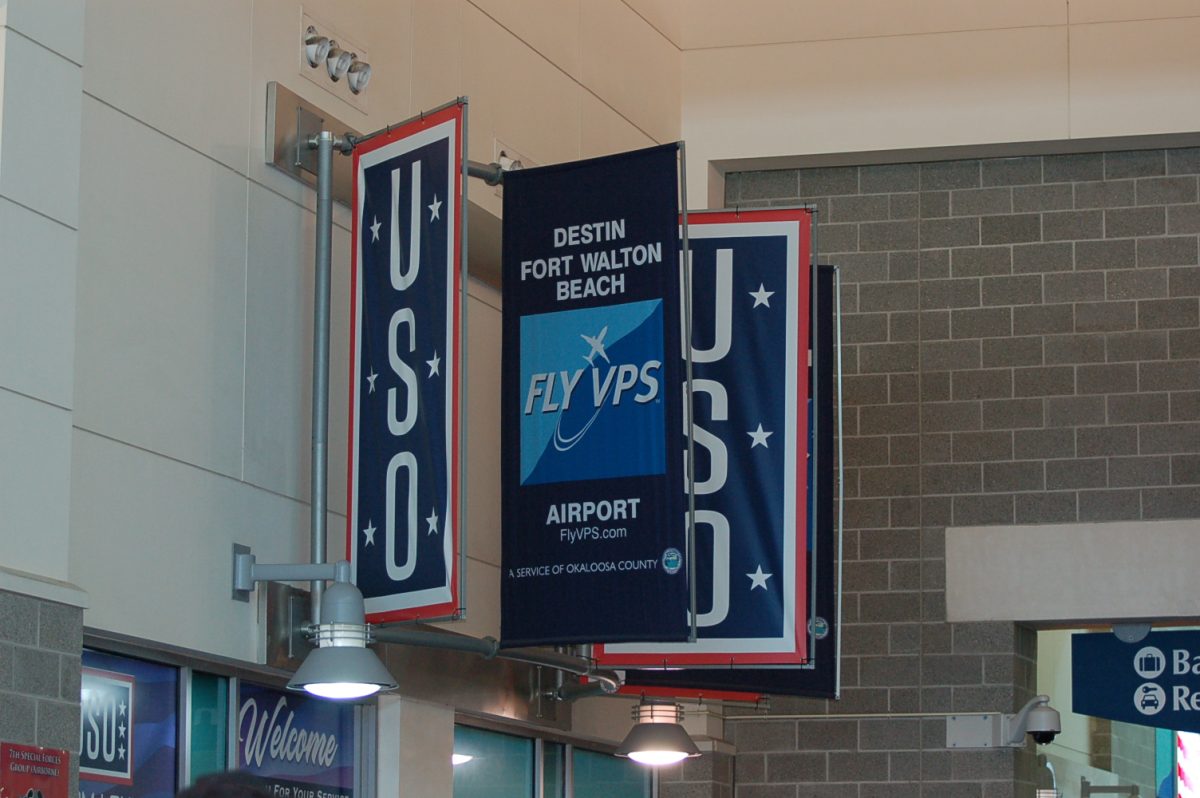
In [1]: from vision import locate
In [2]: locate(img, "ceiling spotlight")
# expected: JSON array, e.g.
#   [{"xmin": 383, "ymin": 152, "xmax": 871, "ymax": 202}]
[
  {"xmin": 614, "ymin": 699, "xmax": 701, "ymax": 766},
  {"xmin": 326, "ymin": 43, "xmax": 353, "ymax": 82},
  {"xmin": 451, "ymin": 754, "xmax": 473, "ymax": 766},
  {"xmin": 347, "ymin": 59, "xmax": 372, "ymax": 95},
  {"xmin": 304, "ymin": 26, "xmax": 331, "ymax": 68},
  {"xmin": 286, "ymin": 581, "xmax": 397, "ymax": 700}
]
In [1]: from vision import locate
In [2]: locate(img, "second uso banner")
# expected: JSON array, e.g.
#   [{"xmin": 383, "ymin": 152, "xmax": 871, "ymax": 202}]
[
  {"xmin": 598, "ymin": 209, "xmax": 813, "ymax": 668},
  {"xmin": 621, "ymin": 263, "xmax": 840, "ymax": 699},
  {"xmin": 500, "ymin": 144, "xmax": 688, "ymax": 646},
  {"xmin": 348, "ymin": 101, "xmax": 466, "ymax": 623}
]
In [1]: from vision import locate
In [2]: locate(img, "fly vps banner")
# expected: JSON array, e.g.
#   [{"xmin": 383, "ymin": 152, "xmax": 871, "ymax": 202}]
[
  {"xmin": 598, "ymin": 208, "xmax": 813, "ymax": 668},
  {"xmin": 348, "ymin": 101, "xmax": 466, "ymax": 623},
  {"xmin": 500, "ymin": 144, "xmax": 688, "ymax": 646}
]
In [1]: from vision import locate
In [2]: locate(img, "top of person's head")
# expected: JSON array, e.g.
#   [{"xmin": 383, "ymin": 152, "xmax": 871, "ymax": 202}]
[{"xmin": 177, "ymin": 772, "xmax": 273, "ymax": 798}]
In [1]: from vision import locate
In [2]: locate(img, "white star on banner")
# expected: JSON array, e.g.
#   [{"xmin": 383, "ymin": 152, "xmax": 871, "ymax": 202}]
[
  {"xmin": 428, "ymin": 194, "xmax": 442, "ymax": 222},
  {"xmin": 750, "ymin": 283, "xmax": 775, "ymax": 308},
  {"xmin": 119, "ymin": 723, "xmax": 126, "ymax": 738},
  {"xmin": 119, "ymin": 700, "xmax": 127, "ymax": 717},
  {"xmin": 427, "ymin": 350, "xmax": 441, "ymax": 377},
  {"xmin": 426, "ymin": 508, "xmax": 439, "ymax": 535},
  {"xmin": 747, "ymin": 565, "xmax": 773, "ymax": 591},
  {"xmin": 118, "ymin": 745, "xmax": 126, "ymax": 761},
  {"xmin": 747, "ymin": 423, "xmax": 773, "ymax": 448},
  {"xmin": 363, "ymin": 520, "xmax": 377, "ymax": 546},
  {"xmin": 370, "ymin": 216, "xmax": 381, "ymax": 242},
  {"xmin": 367, "ymin": 368, "xmax": 378, "ymax": 393}
]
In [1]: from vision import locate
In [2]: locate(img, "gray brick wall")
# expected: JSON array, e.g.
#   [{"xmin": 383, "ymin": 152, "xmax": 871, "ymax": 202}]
[
  {"xmin": 0, "ymin": 589, "xmax": 83, "ymax": 795},
  {"xmin": 722, "ymin": 147, "xmax": 1200, "ymax": 796},
  {"xmin": 661, "ymin": 751, "xmax": 734, "ymax": 798}
]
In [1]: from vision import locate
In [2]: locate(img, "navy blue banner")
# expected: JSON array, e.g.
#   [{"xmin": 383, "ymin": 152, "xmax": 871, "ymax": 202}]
[
  {"xmin": 500, "ymin": 144, "xmax": 687, "ymax": 646},
  {"xmin": 80, "ymin": 651, "xmax": 178, "ymax": 798},
  {"xmin": 349, "ymin": 103, "xmax": 465, "ymax": 622},
  {"xmin": 1074, "ymin": 630, "xmax": 1200, "ymax": 733},
  {"xmin": 622, "ymin": 263, "xmax": 839, "ymax": 698},
  {"xmin": 598, "ymin": 209, "xmax": 812, "ymax": 667},
  {"xmin": 236, "ymin": 683, "xmax": 355, "ymax": 796}
]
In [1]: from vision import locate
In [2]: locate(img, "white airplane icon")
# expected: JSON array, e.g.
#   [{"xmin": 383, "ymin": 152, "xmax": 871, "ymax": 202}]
[{"xmin": 581, "ymin": 326, "xmax": 610, "ymax": 365}]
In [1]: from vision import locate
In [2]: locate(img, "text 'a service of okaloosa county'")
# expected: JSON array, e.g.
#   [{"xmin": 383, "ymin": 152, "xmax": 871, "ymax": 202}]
[{"xmin": 518, "ymin": 218, "xmax": 665, "ymax": 301}]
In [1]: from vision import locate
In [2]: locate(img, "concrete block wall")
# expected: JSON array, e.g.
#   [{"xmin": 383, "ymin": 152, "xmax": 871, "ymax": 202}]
[
  {"xmin": 0, "ymin": 590, "xmax": 83, "ymax": 796},
  {"xmin": 718, "ymin": 146, "xmax": 1200, "ymax": 795}
]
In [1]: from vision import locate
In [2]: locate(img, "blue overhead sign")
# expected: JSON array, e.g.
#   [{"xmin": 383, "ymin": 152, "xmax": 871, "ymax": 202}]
[
  {"xmin": 499, "ymin": 143, "xmax": 688, "ymax": 647},
  {"xmin": 1073, "ymin": 630, "xmax": 1200, "ymax": 733}
]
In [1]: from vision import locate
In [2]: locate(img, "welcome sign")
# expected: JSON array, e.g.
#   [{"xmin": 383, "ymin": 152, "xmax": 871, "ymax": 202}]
[
  {"xmin": 500, "ymin": 144, "xmax": 688, "ymax": 646},
  {"xmin": 236, "ymin": 683, "xmax": 356, "ymax": 798}
]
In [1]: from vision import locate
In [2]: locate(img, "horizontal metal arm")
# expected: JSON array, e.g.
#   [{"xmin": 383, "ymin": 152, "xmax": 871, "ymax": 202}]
[
  {"xmin": 374, "ymin": 625, "xmax": 621, "ymax": 696},
  {"xmin": 467, "ymin": 160, "xmax": 505, "ymax": 186},
  {"xmin": 232, "ymin": 545, "xmax": 351, "ymax": 599}
]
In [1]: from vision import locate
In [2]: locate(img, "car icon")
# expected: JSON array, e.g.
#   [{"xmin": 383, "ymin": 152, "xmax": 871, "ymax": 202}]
[{"xmin": 1140, "ymin": 686, "xmax": 1160, "ymax": 710}]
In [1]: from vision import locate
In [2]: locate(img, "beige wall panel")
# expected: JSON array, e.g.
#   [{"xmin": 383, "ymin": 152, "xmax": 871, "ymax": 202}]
[
  {"xmin": 1069, "ymin": 17, "xmax": 1200, "ymax": 139},
  {"xmin": 681, "ymin": 26, "xmax": 1069, "ymax": 207},
  {"xmin": 0, "ymin": 29, "xmax": 82, "ymax": 227},
  {"xmin": 0, "ymin": 198, "xmax": 77, "ymax": 408},
  {"xmin": 70, "ymin": 429, "xmax": 310, "ymax": 661},
  {"xmin": 580, "ymin": 0, "xmax": 680, "ymax": 144},
  {"xmin": 1068, "ymin": 0, "xmax": 1200, "ymax": 24},
  {"xmin": 0, "ymin": 391, "xmax": 71, "ymax": 581},
  {"xmin": 75, "ymin": 98, "xmax": 248, "ymax": 478},
  {"xmin": 412, "ymin": 0, "xmax": 465, "ymax": 115},
  {"xmin": 83, "ymin": 0, "xmax": 253, "ymax": 175},
  {"xmin": 462, "ymin": 3, "xmax": 582, "ymax": 170},
  {"xmin": 243, "ymin": 184, "xmax": 351, "ymax": 514},
  {"xmin": 580, "ymin": 91, "xmax": 655, "ymax": 158},
  {"xmin": 622, "ymin": 0, "xmax": 684, "ymax": 48},
  {"xmin": 1, "ymin": 0, "xmax": 84, "ymax": 64},
  {"xmin": 466, "ymin": 283, "xmax": 502, "ymax": 568},
  {"xmin": 679, "ymin": 0, "xmax": 1067, "ymax": 49},
  {"xmin": 468, "ymin": 0, "xmax": 581, "ymax": 79},
  {"xmin": 947, "ymin": 520, "xmax": 1200, "ymax": 624}
]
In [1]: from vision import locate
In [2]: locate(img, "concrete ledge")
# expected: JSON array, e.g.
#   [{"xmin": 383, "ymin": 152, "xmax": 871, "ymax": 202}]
[
  {"xmin": 946, "ymin": 519, "xmax": 1200, "ymax": 625},
  {"xmin": 0, "ymin": 563, "xmax": 88, "ymax": 608}
]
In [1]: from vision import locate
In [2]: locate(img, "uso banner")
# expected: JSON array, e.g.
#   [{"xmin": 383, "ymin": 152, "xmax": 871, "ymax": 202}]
[
  {"xmin": 622, "ymin": 263, "xmax": 840, "ymax": 699},
  {"xmin": 598, "ymin": 208, "xmax": 813, "ymax": 668},
  {"xmin": 500, "ymin": 144, "xmax": 688, "ymax": 646},
  {"xmin": 80, "ymin": 651, "xmax": 178, "ymax": 798},
  {"xmin": 348, "ymin": 101, "xmax": 466, "ymax": 623}
]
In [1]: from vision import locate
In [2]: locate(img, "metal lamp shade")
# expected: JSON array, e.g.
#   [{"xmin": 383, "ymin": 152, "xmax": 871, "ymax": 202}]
[
  {"xmin": 288, "ymin": 644, "xmax": 397, "ymax": 700},
  {"xmin": 615, "ymin": 721, "xmax": 701, "ymax": 766}
]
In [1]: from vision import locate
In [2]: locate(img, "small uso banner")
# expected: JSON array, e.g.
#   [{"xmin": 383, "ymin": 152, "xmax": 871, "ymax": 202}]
[
  {"xmin": 80, "ymin": 651, "xmax": 178, "ymax": 798},
  {"xmin": 348, "ymin": 101, "xmax": 466, "ymax": 622},
  {"xmin": 1074, "ymin": 630, "xmax": 1200, "ymax": 734},
  {"xmin": 500, "ymin": 144, "xmax": 688, "ymax": 646},
  {"xmin": 598, "ymin": 209, "xmax": 813, "ymax": 668}
]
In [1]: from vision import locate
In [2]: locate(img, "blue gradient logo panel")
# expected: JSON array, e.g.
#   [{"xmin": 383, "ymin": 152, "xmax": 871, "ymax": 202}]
[{"xmin": 519, "ymin": 300, "xmax": 665, "ymax": 485}]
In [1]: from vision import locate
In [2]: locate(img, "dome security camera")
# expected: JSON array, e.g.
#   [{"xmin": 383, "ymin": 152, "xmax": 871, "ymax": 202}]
[{"xmin": 1007, "ymin": 695, "xmax": 1061, "ymax": 746}]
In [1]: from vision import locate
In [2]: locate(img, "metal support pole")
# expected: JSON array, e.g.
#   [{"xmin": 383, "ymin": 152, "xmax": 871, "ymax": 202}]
[{"xmin": 310, "ymin": 131, "xmax": 336, "ymax": 623}]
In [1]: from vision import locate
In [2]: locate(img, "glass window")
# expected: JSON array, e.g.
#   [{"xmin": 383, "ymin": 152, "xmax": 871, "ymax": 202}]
[
  {"xmin": 187, "ymin": 672, "xmax": 228, "ymax": 781},
  {"xmin": 453, "ymin": 726, "xmax": 534, "ymax": 798},
  {"xmin": 571, "ymin": 748, "xmax": 650, "ymax": 798},
  {"xmin": 542, "ymin": 742, "xmax": 565, "ymax": 798}
]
